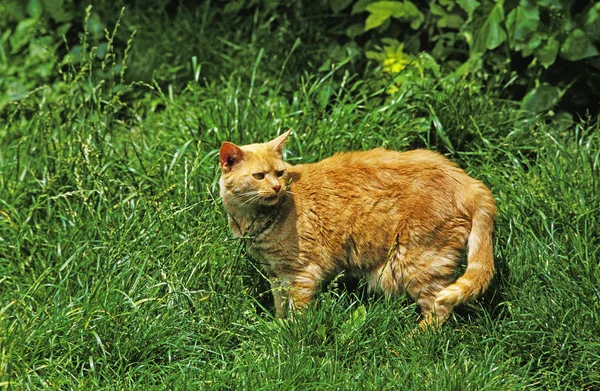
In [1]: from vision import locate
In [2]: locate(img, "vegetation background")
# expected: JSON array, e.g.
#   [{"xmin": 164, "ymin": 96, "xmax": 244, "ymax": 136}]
[{"xmin": 1, "ymin": 0, "xmax": 599, "ymax": 389}]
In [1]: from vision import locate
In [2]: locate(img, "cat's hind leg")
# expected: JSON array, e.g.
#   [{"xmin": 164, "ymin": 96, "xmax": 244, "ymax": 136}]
[
  {"xmin": 365, "ymin": 252, "xmax": 453, "ymax": 328},
  {"xmin": 391, "ymin": 245, "xmax": 461, "ymax": 328},
  {"xmin": 411, "ymin": 253, "xmax": 462, "ymax": 328},
  {"xmin": 415, "ymin": 282, "xmax": 454, "ymax": 329}
]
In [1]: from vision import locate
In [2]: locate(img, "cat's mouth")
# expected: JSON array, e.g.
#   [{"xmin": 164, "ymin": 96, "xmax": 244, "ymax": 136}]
[{"xmin": 261, "ymin": 193, "xmax": 280, "ymax": 204}]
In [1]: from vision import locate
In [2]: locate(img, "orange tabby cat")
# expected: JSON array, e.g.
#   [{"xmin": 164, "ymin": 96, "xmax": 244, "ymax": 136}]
[{"xmin": 219, "ymin": 131, "xmax": 496, "ymax": 328}]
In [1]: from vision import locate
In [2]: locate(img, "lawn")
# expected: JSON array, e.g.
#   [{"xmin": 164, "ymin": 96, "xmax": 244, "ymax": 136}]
[{"xmin": 1, "ymin": 2, "xmax": 599, "ymax": 390}]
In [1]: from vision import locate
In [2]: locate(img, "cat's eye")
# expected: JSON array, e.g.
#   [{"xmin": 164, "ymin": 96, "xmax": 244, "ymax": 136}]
[
  {"xmin": 252, "ymin": 173, "xmax": 265, "ymax": 180},
  {"xmin": 276, "ymin": 170, "xmax": 285, "ymax": 177}
]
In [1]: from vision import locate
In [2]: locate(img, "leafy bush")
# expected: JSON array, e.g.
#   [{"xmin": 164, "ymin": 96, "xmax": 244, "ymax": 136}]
[
  {"xmin": 341, "ymin": 0, "xmax": 600, "ymax": 114},
  {"xmin": 0, "ymin": 0, "xmax": 72, "ymax": 110}
]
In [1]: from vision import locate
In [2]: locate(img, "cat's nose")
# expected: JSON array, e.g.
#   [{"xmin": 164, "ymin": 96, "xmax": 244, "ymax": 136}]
[{"xmin": 272, "ymin": 184, "xmax": 281, "ymax": 193}]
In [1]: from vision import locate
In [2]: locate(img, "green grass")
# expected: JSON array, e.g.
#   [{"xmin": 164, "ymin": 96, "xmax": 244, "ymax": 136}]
[{"xmin": 1, "ymin": 9, "xmax": 600, "ymax": 390}]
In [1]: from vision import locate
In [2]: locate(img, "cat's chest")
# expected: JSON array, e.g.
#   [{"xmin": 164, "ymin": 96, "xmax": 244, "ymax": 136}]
[
  {"xmin": 226, "ymin": 200, "xmax": 300, "ymax": 274},
  {"xmin": 245, "ymin": 232, "xmax": 297, "ymax": 277},
  {"xmin": 229, "ymin": 212, "xmax": 289, "ymax": 254},
  {"xmin": 245, "ymin": 218, "xmax": 288, "ymax": 251},
  {"xmin": 246, "ymin": 219, "xmax": 299, "ymax": 274}
]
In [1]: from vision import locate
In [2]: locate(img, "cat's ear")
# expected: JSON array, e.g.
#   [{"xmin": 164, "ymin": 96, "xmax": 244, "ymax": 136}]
[
  {"xmin": 219, "ymin": 142, "xmax": 245, "ymax": 172},
  {"xmin": 268, "ymin": 130, "xmax": 291, "ymax": 155}
]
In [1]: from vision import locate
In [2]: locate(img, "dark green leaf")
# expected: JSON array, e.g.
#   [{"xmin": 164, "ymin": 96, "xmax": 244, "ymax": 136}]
[
  {"xmin": 345, "ymin": 23, "xmax": 365, "ymax": 37},
  {"xmin": 96, "ymin": 42, "xmax": 108, "ymax": 59},
  {"xmin": 438, "ymin": 14, "xmax": 465, "ymax": 29},
  {"xmin": 584, "ymin": 3, "xmax": 600, "ymax": 41},
  {"xmin": 390, "ymin": 0, "xmax": 415, "ymax": 18},
  {"xmin": 560, "ymin": 29, "xmax": 599, "ymax": 61},
  {"xmin": 43, "ymin": 0, "xmax": 72, "ymax": 22},
  {"xmin": 535, "ymin": 37, "xmax": 559, "ymax": 68},
  {"xmin": 521, "ymin": 83, "xmax": 560, "ymax": 112},
  {"xmin": 56, "ymin": 22, "xmax": 72, "ymax": 37},
  {"xmin": 457, "ymin": 0, "xmax": 480, "ymax": 22},
  {"xmin": 10, "ymin": 18, "xmax": 38, "ymax": 52},
  {"xmin": 365, "ymin": 50, "xmax": 385, "ymax": 60},
  {"xmin": 506, "ymin": 1, "xmax": 539, "ymax": 51},
  {"xmin": 430, "ymin": 3, "xmax": 446, "ymax": 16},
  {"xmin": 365, "ymin": 2, "xmax": 396, "ymax": 30},
  {"xmin": 27, "ymin": 0, "xmax": 43, "ymax": 18},
  {"xmin": 521, "ymin": 34, "xmax": 542, "ymax": 57},
  {"xmin": 430, "ymin": 4, "xmax": 461, "ymax": 32},
  {"xmin": 535, "ymin": 0, "xmax": 562, "ymax": 7},
  {"xmin": 318, "ymin": 59, "xmax": 332, "ymax": 72},
  {"xmin": 329, "ymin": 0, "xmax": 353, "ymax": 13},
  {"xmin": 410, "ymin": 16, "xmax": 424, "ymax": 30},
  {"xmin": 63, "ymin": 44, "xmax": 81, "ymax": 64},
  {"xmin": 401, "ymin": 1, "xmax": 424, "ymax": 29},
  {"xmin": 223, "ymin": 0, "xmax": 245, "ymax": 14},
  {"xmin": 472, "ymin": 2, "xmax": 507, "ymax": 54},
  {"xmin": 365, "ymin": 1, "xmax": 423, "ymax": 31},
  {"xmin": 352, "ymin": 0, "xmax": 377, "ymax": 14},
  {"xmin": 365, "ymin": 10, "xmax": 392, "ymax": 31},
  {"xmin": 454, "ymin": 54, "xmax": 483, "ymax": 76},
  {"xmin": 381, "ymin": 37, "xmax": 401, "ymax": 46},
  {"xmin": 86, "ymin": 13, "xmax": 104, "ymax": 39},
  {"xmin": 551, "ymin": 111, "xmax": 574, "ymax": 131},
  {"xmin": 7, "ymin": 80, "xmax": 30, "ymax": 101}
]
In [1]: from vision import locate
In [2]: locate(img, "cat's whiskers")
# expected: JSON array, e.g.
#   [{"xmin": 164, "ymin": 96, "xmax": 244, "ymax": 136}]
[
  {"xmin": 228, "ymin": 192, "xmax": 253, "ymax": 202},
  {"xmin": 240, "ymin": 194, "xmax": 264, "ymax": 206},
  {"xmin": 227, "ymin": 191, "xmax": 263, "ymax": 209}
]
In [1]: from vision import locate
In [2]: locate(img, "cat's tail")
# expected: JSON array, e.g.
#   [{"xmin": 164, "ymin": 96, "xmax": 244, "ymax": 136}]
[{"xmin": 433, "ymin": 183, "xmax": 497, "ymax": 324}]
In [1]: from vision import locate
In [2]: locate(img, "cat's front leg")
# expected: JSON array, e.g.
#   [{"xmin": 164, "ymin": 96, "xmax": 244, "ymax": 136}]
[
  {"xmin": 270, "ymin": 277, "xmax": 317, "ymax": 317},
  {"xmin": 269, "ymin": 278, "xmax": 289, "ymax": 318},
  {"xmin": 272, "ymin": 267, "xmax": 322, "ymax": 317},
  {"xmin": 287, "ymin": 274, "xmax": 319, "ymax": 313}
]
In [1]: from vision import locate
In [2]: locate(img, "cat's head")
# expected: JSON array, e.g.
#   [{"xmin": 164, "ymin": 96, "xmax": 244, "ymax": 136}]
[{"xmin": 219, "ymin": 131, "xmax": 290, "ymax": 210}]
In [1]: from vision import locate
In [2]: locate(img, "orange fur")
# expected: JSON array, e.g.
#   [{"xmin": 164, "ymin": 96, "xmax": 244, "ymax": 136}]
[{"xmin": 219, "ymin": 131, "xmax": 497, "ymax": 327}]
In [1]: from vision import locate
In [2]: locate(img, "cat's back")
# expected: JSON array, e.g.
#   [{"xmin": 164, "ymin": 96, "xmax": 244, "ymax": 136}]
[
  {"xmin": 289, "ymin": 148, "xmax": 463, "ymax": 184},
  {"xmin": 286, "ymin": 147, "xmax": 487, "ymax": 221},
  {"xmin": 327, "ymin": 148, "xmax": 452, "ymax": 168}
]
